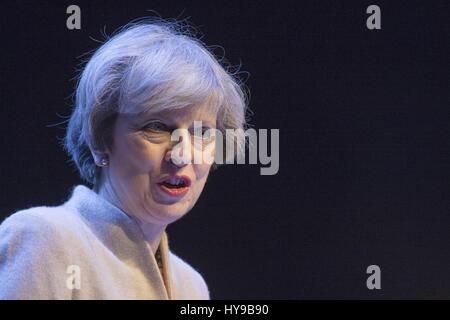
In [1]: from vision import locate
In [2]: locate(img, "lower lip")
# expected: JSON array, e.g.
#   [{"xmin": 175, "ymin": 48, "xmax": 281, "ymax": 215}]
[{"xmin": 158, "ymin": 184, "xmax": 190, "ymax": 197}]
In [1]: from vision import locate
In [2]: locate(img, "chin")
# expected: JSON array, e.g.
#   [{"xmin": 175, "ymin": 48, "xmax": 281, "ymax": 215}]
[{"xmin": 155, "ymin": 203, "xmax": 190, "ymax": 223}]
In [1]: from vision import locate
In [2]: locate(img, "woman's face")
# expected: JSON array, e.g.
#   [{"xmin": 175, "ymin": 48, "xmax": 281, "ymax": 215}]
[{"xmin": 101, "ymin": 103, "xmax": 217, "ymax": 226}]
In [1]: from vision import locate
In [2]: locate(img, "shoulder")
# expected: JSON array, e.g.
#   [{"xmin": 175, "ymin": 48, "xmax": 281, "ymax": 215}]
[
  {"xmin": 0, "ymin": 204, "xmax": 90, "ymax": 266},
  {"xmin": 169, "ymin": 251, "xmax": 210, "ymax": 299},
  {"xmin": 0, "ymin": 204, "xmax": 84, "ymax": 244},
  {"xmin": 0, "ymin": 205, "xmax": 84, "ymax": 299}
]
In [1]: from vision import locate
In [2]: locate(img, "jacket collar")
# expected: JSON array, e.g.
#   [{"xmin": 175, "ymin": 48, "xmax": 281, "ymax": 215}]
[{"xmin": 62, "ymin": 185, "xmax": 173, "ymax": 299}]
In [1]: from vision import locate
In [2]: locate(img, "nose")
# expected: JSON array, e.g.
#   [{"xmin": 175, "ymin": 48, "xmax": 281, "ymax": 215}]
[
  {"xmin": 165, "ymin": 129, "xmax": 193, "ymax": 167},
  {"xmin": 164, "ymin": 150, "xmax": 188, "ymax": 168}
]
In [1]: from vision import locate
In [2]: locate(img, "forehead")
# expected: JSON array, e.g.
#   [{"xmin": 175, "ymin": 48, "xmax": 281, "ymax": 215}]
[{"xmin": 142, "ymin": 103, "xmax": 218, "ymax": 125}]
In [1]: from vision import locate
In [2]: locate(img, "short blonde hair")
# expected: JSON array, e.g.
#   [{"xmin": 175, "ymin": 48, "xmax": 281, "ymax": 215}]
[{"xmin": 64, "ymin": 18, "xmax": 249, "ymax": 185}]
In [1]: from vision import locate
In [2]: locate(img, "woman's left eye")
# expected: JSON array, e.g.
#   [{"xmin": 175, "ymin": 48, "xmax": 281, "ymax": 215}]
[{"xmin": 194, "ymin": 127, "xmax": 213, "ymax": 139}]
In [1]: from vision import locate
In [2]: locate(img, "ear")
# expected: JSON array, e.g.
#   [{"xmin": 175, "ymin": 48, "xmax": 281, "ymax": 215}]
[
  {"xmin": 91, "ymin": 151, "xmax": 103, "ymax": 164},
  {"xmin": 89, "ymin": 147, "xmax": 109, "ymax": 166}
]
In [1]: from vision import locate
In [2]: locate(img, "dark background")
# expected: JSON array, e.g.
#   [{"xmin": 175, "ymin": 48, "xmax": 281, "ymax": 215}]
[{"xmin": 1, "ymin": 0, "xmax": 449, "ymax": 299}]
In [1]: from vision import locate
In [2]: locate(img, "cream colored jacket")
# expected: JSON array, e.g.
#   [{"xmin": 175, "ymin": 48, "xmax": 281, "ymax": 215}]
[{"xmin": 0, "ymin": 185, "xmax": 210, "ymax": 300}]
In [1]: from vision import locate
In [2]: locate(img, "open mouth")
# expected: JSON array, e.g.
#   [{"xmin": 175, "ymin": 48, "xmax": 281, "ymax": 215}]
[
  {"xmin": 161, "ymin": 180, "xmax": 188, "ymax": 189},
  {"xmin": 157, "ymin": 175, "xmax": 191, "ymax": 196}
]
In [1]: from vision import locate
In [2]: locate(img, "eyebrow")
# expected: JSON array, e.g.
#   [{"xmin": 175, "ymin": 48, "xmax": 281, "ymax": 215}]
[{"xmin": 140, "ymin": 112, "xmax": 216, "ymax": 128}]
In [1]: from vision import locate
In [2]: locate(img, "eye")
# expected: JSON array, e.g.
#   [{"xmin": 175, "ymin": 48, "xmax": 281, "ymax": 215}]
[
  {"xmin": 143, "ymin": 121, "xmax": 169, "ymax": 133},
  {"xmin": 197, "ymin": 127, "xmax": 215, "ymax": 140}
]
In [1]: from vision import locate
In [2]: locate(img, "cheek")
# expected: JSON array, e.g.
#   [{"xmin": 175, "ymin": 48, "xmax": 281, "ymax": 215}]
[
  {"xmin": 114, "ymin": 135, "xmax": 166, "ymax": 174},
  {"xmin": 195, "ymin": 140, "xmax": 216, "ymax": 165},
  {"xmin": 193, "ymin": 163, "xmax": 212, "ymax": 190},
  {"xmin": 194, "ymin": 142, "xmax": 215, "ymax": 181},
  {"xmin": 185, "ymin": 166, "xmax": 210, "ymax": 209}
]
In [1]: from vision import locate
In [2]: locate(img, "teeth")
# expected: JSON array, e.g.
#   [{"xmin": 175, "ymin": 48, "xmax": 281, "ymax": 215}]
[{"xmin": 166, "ymin": 178, "xmax": 184, "ymax": 185}]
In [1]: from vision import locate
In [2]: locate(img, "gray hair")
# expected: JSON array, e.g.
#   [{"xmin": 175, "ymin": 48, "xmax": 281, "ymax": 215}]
[{"xmin": 64, "ymin": 18, "xmax": 250, "ymax": 185}]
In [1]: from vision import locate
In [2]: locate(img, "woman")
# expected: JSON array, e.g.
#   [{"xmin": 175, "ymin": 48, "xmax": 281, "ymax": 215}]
[{"xmin": 0, "ymin": 19, "xmax": 248, "ymax": 299}]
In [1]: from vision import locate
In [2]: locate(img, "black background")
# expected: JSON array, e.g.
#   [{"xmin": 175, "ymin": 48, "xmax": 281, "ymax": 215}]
[{"xmin": 1, "ymin": 0, "xmax": 450, "ymax": 299}]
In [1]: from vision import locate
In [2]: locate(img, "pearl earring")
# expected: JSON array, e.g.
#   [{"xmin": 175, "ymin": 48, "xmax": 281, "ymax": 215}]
[{"xmin": 98, "ymin": 158, "xmax": 109, "ymax": 167}]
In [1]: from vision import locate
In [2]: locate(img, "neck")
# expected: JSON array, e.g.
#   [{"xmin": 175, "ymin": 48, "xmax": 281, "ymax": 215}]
[
  {"xmin": 95, "ymin": 178, "xmax": 166, "ymax": 255},
  {"xmin": 137, "ymin": 222, "xmax": 166, "ymax": 255}
]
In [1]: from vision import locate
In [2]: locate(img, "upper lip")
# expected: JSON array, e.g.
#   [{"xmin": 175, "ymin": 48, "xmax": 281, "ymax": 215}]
[{"xmin": 157, "ymin": 175, "xmax": 192, "ymax": 187}]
